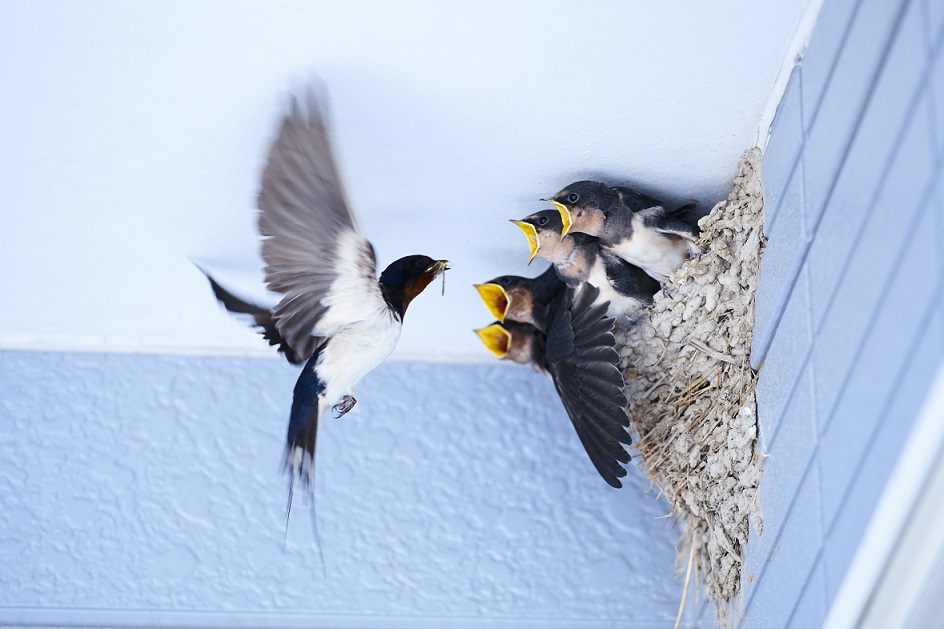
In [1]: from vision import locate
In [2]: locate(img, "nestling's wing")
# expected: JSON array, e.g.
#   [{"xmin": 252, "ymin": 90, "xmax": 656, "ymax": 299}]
[
  {"xmin": 600, "ymin": 254, "xmax": 660, "ymax": 304},
  {"xmin": 613, "ymin": 185, "xmax": 665, "ymax": 213},
  {"xmin": 258, "ymin": 93, "xmax": 386, "ymax": 361},
  {"xmin": 668, "ymin": 201, "xmax": 697, "ymax": 219},
  {"xmin": 544, "ymin": 285, "xmax": 631, "ymax": 488},
  {"xmin": 637, "ymin": 205, "xmax": 700, "ymax": 242}
]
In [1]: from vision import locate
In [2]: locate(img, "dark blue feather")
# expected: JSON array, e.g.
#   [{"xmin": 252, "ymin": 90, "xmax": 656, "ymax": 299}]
[{"xmin": 288, "ymin": 351, "xmax": 325, "ymax": 453}]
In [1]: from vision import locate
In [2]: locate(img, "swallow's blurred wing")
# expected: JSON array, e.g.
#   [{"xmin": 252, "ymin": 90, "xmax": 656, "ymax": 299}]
[
  {"xmin": 201, "ymin": 271, "xmax": 303, "ymax": 364},
  {"xmin": 258, "ymin": 93, "xmax": 387, "ymax": 361}
]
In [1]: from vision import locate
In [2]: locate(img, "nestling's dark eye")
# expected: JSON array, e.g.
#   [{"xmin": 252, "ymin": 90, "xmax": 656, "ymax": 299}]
[
  {"xmin": 537, "ymin": 216, "xmax": 549, "ymax": 226},
  {"xmin": 567, "ymin": 192, "xmax": 580, "ymax": 204}
]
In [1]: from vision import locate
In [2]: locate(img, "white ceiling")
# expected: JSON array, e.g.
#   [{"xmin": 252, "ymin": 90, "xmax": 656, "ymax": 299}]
[{"xmin": 0, "ymin": 0, "xmax": 816, "ymax": 362}]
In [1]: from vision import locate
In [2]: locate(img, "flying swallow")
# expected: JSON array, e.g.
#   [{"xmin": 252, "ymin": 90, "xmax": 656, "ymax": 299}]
[
  {"xmin": 204, "ymin": 90, "xmax": 447, "ymax": 515},
  {"xmin": 511, "ymin": 210, "xmax": 660, "ymax": 322},
  {"xmin": 473, "ymin": 283, "xmax": 632, "ymax": 487},
  {"xmin": 473, "ymin": 266, "xmax": 563, "ymax": 333},
  {"xmin": 547, "ymin": 180, "xmax": 701, "ymax": 282}
]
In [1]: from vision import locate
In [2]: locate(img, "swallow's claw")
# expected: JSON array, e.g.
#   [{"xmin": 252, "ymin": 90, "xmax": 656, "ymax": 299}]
[{"xmin": 332, "ymin": 395, "xmax": 356, "ymax": 418}]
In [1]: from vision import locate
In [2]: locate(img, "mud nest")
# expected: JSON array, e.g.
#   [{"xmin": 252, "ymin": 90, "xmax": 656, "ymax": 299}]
[{"xmin": 617, "ymin": 148, "xmax": 765, "ymax": 621}]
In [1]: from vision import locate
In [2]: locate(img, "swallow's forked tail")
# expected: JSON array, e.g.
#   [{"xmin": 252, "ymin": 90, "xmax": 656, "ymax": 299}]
[{"xmin": 283, "ymin": 350, "xmax": 327, "ymax": 577}]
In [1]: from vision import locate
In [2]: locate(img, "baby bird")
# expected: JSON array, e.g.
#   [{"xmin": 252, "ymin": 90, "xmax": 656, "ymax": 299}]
[
  {"xmin": 474, "ymin": 266, "xmax": 563, "ymax": 333},
  {"xmin": 511, "ymin": 210, "xmax": 659, "ymax": 323},
  {"xmin": 474, "ymin": 319, "xmax": 549, "ymax": 374},
  {"xmin": 547, "ymin": 180, "xmax": 701, "ymax": 282},
  {"xmin": 474, "ymin": 283, "xmax": 632, "ymax": 487}
]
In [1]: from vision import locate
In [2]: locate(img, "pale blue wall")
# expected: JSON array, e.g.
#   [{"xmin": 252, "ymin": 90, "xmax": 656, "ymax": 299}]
[
  {"xmin": 0, "ymin": 353, "xmax": 684, "ymax": 628},
  {"xmin": 744, "ymin": 0, "xmax": 944, "ymax": 625}
]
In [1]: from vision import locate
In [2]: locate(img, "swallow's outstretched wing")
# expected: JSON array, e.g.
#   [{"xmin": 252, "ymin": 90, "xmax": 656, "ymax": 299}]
[
  {"xmin": 544, "ymin": 285, "xmax": 631, "ymax": 487},
  {"xmin": 258, "ymin": 94, "xmax": 387, "ymax": 362},
  {"xmin": 203, "ymin": 272, "xmax": 303, "ymax": 364}
]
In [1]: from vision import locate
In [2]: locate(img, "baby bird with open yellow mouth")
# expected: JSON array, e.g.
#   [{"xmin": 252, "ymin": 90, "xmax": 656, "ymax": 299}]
[
  {"xmin": 474, "ymin": 319, "xmax": 549, "ymax": 374},
  {"xmin": 473, "ymin": 282, "xmax": 632, "ymax": 488},
  {"xmin": 510, "ymin": 210, "xmax": 659, "ymax": 323},
  {"xmin": 546, "ymin": 180, "xmax": 701, "ymax": 282},
  {"xmin": 474, "ymin": 267, "xmax": 562, "ymax": 333}
]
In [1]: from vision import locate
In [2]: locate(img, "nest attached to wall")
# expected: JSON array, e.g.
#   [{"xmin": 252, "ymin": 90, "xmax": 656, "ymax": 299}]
[{"xmin": 617, "ymin": 148, "xmax": 765, "ymax": 620}]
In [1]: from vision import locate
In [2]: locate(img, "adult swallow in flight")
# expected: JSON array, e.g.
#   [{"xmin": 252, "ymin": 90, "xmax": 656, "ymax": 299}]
[
  {"xmin": 474, "ymin": 266, "xmax": 563, "ymax": 333},
  {"xmin": 204, "ymin": 90, "xmax": 447, "ymax": 514},
  {"xmin": 547, "ymin": 180, "xmax": 701, "ymax": 282},
  {"xmin": 473, "ymin": 283, "xmax": 632, "ymax": 487},
  {"xmin": 511, "ymin": 210, "xmax": 660, "ymax": 322}
]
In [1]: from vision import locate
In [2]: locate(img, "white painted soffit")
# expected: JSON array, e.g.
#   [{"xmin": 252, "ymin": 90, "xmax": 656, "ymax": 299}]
[{"xmin": 0, "ymin": 0, "xmax": 818, "ymax": 361}]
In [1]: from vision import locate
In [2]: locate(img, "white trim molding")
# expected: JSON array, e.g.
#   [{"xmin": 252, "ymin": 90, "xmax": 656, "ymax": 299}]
[{"xmin": 824, "ymin": 361, "xmax": 944, "ymax": 628}]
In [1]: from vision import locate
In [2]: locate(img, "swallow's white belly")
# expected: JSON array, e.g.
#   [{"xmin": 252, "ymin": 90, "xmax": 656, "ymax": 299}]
[
  {"xmin": 316, "ymin": 311, "xmax": 401, "ymax": 408},
  {"xmin": 612, "ymin": 217, "xmax": 697, "ymax": 281}
]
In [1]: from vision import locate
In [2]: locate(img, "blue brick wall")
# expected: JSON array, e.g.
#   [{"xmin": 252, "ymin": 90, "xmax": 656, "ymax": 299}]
[{"xmin": 744, "ymin": 0, "xmax": 944, "ymax": 625}]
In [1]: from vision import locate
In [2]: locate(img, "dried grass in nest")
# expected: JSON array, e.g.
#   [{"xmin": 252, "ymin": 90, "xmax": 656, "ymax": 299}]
[{"xmin": 617, "ymin": 148, "xmax": 766, "ymax": 623}]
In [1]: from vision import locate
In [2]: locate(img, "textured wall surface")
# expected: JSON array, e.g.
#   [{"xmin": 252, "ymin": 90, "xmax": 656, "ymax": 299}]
[
  {"xmin": 0, "ymin": 352, "xmax": 685, "ymax": 628},
  {"xmin": 744, "ymin": 0, "xmax": 944, "ymax": 625}
]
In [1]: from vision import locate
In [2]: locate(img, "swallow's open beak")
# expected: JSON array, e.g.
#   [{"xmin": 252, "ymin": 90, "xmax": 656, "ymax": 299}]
[
  {"xmin": 426, "ymin": 260, "xmax": 449, "ymax": 275},
  {"xmin": 510, "ymin": 220, "xmax": 539, "ymax": 264},
  {"xmin": 474, "ymin": 323, "xmax": 511, "ymax": 358},
  {"xmin": 474, "ymin": 283, "xmax": 509, "ymax": 321},
  {"xmin": 549, "ymin": 201, "xmax": 572, "ymax": 238}
]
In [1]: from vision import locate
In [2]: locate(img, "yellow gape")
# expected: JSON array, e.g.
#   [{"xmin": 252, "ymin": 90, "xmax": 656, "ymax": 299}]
[
  {"xmin": 473, "ymin": 283, "xmax": 509, "ymax": 321},
  {"xmin": 511, "ymin": 220, "xmax": 540, "ymax": 263},
  {"xmin": 473, "ymin": 323, "xmax": 511, "ymax": 358},
  {"xmin": 549, "ymin": 201, "xmax": 572, "ymax": 238}
]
